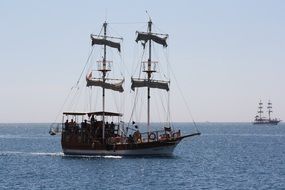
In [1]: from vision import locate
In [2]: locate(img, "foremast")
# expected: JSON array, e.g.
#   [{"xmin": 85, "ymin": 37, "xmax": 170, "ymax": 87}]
[
  {"xmin": 147, "ymin": 20, "xmax": 152, "ymax": 129},
  {"xmin": 88, "ymin": 22, "xmax": 123, "ymax": 142},
  {"xmin": 132, "ymin": 19, "xmax": 169, "ymax": 132},
  {"xmin": 102, "ymin": 22, "xmax": 107, "ymax": 142},
  {"xmin": 258, "ymin": 100, "xmax": 263, "ymax": 120}
]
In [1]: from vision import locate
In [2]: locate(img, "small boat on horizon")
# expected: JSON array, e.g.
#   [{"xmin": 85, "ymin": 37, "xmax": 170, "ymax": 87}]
[
  {"xmin": 253, "ymin": 100, "xmax": 281, "ymax": 125},
  {"xmin": 49, "ymin": 123, "xmax": 61, "ymax": 136}
]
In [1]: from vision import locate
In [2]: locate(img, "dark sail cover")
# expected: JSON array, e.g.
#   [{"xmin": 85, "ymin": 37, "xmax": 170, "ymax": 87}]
[
  {"xmin": 91, "ymin": 37, "xmax": 121, "ymax": 52},
  {"xmin": 86, "ymin": 78, "xmax": 124, "ymax": 92},
  {"xmin": 131, "ymin": 78, "xmax": 169, "ymax": 91},
  {"xmin": 136, "ymin": 32, "xmax": 167, "ymax": 47}
]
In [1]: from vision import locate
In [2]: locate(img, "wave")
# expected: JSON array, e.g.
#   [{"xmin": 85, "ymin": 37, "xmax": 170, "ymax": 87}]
[
  {"xmin": 63, "ymin": 154, "xmax": 123, "ymax": 159},
  {"xmin": 0, "ymin": 151, "xmax": 63, "ymax": 157},
  {"xmin": 0, "ymin": 151, "xmax": 122, "ymax": 159},
  {"xmin": 0, "ymin": 135, "xmax": 53, "ymax": 139},
  {"xmin": 30, "ymin": 152, "xmax": 64, "ymax": 156}
]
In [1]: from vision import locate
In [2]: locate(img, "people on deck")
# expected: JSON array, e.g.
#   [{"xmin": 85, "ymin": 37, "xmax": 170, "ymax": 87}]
[
  {"xmin": 82, "ymin": 119, "xmax": 87, "ymax": 128},
  {"xmin": 128, "ymin": 135, "xmax": 134, "ymax": 143},
  {"xmin": 91, "ymin": 115, "xmax": 95, "ymax": 124},
  {"xmin": 110, "ymin": 122, "xmax": 115, "ymax": 135},
  {"xmin": 64, "ymin": 119, "xmax": 69, "ymax": 130},
  {"xmin": 133, "ymin": 126, "xmax": 142, "ymax": 143},
  {"xmin": 69, "ymin": 119, "xmax": 76, "ymax": 132}
]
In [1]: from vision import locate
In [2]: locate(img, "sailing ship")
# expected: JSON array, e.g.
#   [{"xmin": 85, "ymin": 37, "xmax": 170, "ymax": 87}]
[
  {"xmin": 59, "ymin": 20, "xmax": 200, "ymax": 156},
  {"xmin": 253, "ymin": 100, "xmax": 281, "ymax": 125}
]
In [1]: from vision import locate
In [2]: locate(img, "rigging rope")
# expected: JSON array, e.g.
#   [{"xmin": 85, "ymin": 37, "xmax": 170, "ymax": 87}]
[
  {"xmin": 117, "ymin": 47, "xmax": 126, "ymax": 118},
  {"xmin": 157, "ymin": 91, "xmax": 167, "ymax": 119},
  {"xmin": 88, "ymin": 87, "xmax": 92, "ymax": 112},
  {"xmin": 128, "ymin": 48, "xmax": 145, "ymax": 127},
  {"xmin": 153, "ymin": 92, "xmax": 162, "ymax": 122},
  {"xmin": 167, "ymin": 91, "xmax": 172, "ymax": 128},
  {"xmin": 75, "ymin": 47, "xmax": 94, "ymax": 86},
  {"xmin": 51, "ymin": 45, "xmax": 95, "ymax": 125},
  {"xmin": 163, "ymin": 51, "xmax": 200, "ymax": 133},
  {"xmin": 108, "ymin": 25, "xmax": 124, "ymax": 40},
  {"xmin": 109, "ymin": 22, "xmax": 146, "ymax": 25},
  {"xmin": 169, "ymin": 64, "xmax": 199, "ymax": 132},
  {"xmin": 51, "ymin": 86, "xmax": 76, "ymax": 125}
]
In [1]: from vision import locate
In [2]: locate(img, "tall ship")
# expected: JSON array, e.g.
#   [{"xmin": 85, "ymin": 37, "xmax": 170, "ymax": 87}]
[
  {"xmin": 253, "ymin": 100, "xmax": 281, "ymax": 125},
  {"xmin": 57, "ymin": 19, "xmax": 200, "ymax": 156}
]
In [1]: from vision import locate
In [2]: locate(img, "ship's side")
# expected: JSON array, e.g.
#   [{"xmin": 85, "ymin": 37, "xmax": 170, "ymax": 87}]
[
  {"xmin": 60, "ymin": 116, "xmax": 200, "ymax": 156},
  {"xmin": 62, "ymin": 138, "xmax": 181, "ymax": 156},
  {"xmin": 60, "ymin": 121, "xmax": 200, "ymax": 156},
  {"xmin": 268, "ymin": 119, "xmax": 281, "ymax": 125},
  {"xmin": 253, "ymin": 119, "xmax": 281, "ymax": 125}
]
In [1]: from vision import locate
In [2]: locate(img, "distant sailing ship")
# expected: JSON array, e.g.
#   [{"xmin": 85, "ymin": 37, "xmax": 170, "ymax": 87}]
[
  {"xmin": 253, "ymin": 100, "xmax": 281, "ymax": 125},
  {"xmin": 57, "ymin": 19, "xmax": 200, "ymax": 156}
]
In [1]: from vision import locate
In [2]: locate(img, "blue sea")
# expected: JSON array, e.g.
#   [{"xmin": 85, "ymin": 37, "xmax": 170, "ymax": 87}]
[{"xmin": 0, "ymin": 123, "xmax": 285, "ymax": 190}]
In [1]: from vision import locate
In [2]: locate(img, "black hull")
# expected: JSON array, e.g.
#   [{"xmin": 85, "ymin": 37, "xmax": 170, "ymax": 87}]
[{"xmin": 253, "ymin": 120, "xmax": 281, "ymax": 125}]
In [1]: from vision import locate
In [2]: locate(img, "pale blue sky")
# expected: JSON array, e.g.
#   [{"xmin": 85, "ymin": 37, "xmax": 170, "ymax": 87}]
[{"xmin": 0, "ymin": 0, "xmax": 284, "ymax": 123}]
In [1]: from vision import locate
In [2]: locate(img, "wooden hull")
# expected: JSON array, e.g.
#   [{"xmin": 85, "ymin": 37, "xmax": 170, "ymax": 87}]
[
  {"xmin": 62, "ymin": 139, "xmax": 181, "ymax": 156},
  {"xmin": 63, "ymin": 143, "xmax": 178, "ymax": 156},
  {"xmin": 61, "ymin": 134, "xmax": 200, "ymax": 156},
  {"xmin": 61, "ymin": 119, "xmax": 200, "ymax": 156}
]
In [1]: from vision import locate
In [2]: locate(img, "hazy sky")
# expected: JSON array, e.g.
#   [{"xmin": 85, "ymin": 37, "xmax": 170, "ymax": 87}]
[{"xmin": 0, "ymin": 0, "xmax": 284, "ymax": 123}]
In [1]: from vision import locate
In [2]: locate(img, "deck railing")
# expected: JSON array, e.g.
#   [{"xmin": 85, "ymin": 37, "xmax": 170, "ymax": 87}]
[{"xmin": 61, "ymin": 121, "xmax": 181, "ymax": 144}]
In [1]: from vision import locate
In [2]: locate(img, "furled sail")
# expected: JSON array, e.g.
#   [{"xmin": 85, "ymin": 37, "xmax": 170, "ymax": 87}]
[
  {"xmin": 136, "ymin": 32, "xmax": 167, "ymax": 47},
  {"xmin": 131, "ymin": 78, "xmax": 169, "ymax": 91},
  {"xmin": 86, "ymin": 76, "xmax": 124, "ymax": 92},
  {"xmin": 91, "ymin": 36, "xmax": 121, "ymax": 52}
]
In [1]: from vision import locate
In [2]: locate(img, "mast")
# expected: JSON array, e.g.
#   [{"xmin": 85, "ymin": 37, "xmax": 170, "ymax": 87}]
[
  {"xmin": 267, "ymin": 100, "xmax": 272, "ymax": 120},
  {"xmin": 258, "ymin": 100, "xmax": 263, "ymax": 119},
  {"xmin": 102, "ymin": 22, "xmax": 107, "ymax": 141},
  {"xmin": 132, "ymin": 19, "xmax": 169, "ymax": 131},
  {"xmin": 147, "ymin": 19, "xmax": 152, "ymax": 131},
  {"xmin": 89, "ymin": 22, "xmax": 123, "ymax": 143}
]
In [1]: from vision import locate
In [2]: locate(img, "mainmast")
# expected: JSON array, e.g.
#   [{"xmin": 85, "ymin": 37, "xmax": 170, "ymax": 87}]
[
  {"xmin": 132, "ymin": 19, "xmax": 169, "ymax": 132},
  {"xmin": 267, "ymin": 100, "xmax": 272, "ymax": 120}
]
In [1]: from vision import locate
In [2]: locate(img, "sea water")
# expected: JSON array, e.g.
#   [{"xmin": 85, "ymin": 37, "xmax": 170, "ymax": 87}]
[{"xmin": 0, "ymin": 123, "xmax": 285, "ymax": 189}]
